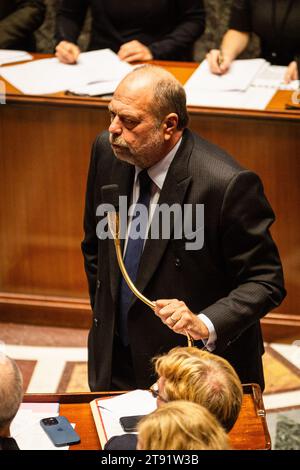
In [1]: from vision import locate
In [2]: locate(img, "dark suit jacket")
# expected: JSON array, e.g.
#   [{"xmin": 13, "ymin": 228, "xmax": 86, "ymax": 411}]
[
  {"xmin": 104, "ymin": 433, "xmax": 137, "ymax": 451},
  {"xmin": 0, "ymin": 0, "xmax": 45, "ymax": 50},
  {"xmin": 82, "ymin": 129, "xmax": 285, "ymax": 391},
  {"xmin": 0, "ymin": 436, "xmax": 19, "ymax": 450}
]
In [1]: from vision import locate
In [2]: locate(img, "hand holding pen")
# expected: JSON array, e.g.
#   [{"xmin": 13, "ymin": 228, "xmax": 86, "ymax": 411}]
[{"xmin": 206, "ymin": 49, "xmax": 232, "ymax": 75}]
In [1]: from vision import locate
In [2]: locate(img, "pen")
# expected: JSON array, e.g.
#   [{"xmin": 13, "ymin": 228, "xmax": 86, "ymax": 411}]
[{"xmin": 218, "ymin": 50, "xmax": 223, "ymax": 68}]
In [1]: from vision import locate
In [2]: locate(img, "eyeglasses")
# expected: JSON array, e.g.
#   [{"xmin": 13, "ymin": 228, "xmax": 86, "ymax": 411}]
[{"xmin": 149, "ymin": 382, "xmax": 168, "ymax": 403}]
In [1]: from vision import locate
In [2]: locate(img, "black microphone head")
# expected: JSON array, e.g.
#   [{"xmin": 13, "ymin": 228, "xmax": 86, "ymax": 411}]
[{"xmin": 101, "ymin": 184, "xmax": 120, "ymax": 211}]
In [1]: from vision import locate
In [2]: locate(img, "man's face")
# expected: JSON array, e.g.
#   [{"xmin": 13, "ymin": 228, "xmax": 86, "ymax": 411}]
[{"xmin": 108, "ymin": 81, "xmax": 167, "ymax": 168}]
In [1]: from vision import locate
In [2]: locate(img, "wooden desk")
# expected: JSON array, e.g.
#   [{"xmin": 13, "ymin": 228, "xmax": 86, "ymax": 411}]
[
  {"xmin": 23, "ymin": 384, "xmax": 271, "ymax": 450},
  {"xmin": 0, "ymin": 56, "xmax": 299, "ymax": 335}
]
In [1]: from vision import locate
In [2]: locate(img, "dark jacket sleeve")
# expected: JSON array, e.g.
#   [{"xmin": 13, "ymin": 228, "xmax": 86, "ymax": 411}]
[
  {"xmin": 81, "ymin": 136, "xmax": 100, "ymax": 311},
  {"xmin": 201, "ymin": 171, "xmax": 286, "ymax": 353},
  {"xmin": 55, "ymin": 0, "xmax": 89, "ymax": 45},
  {"xmin": 149, "ymin": 0, "xmax": 206, "ymax": 60},
  {"xmin": 229, "ymin": 0, "xmax": 252, "ymax": 32},
  {"xmin": 0, "ymin": 0, "xmax": 46, "ymax": 49}
]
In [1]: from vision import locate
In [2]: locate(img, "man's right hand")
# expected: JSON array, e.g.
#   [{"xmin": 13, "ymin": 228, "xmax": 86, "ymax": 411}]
[
  {"xmin": 55, "ymin": 41, "xmax": 80, "ymax": 64},
  {"xmin": 206, "ymin": 49, "xmax": 232, "ymax": 75}
]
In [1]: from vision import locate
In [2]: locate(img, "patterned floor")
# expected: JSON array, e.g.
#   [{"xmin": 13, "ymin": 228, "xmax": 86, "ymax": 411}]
[{"xmin": 1, "ymin": 322, "xmax": 300, "ymax": 448}]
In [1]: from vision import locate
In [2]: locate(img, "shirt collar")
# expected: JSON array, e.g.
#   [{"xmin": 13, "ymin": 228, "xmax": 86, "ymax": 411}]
[{"xmin": 134, "ymin": 137, "xmax": 182, "ymax": 190}]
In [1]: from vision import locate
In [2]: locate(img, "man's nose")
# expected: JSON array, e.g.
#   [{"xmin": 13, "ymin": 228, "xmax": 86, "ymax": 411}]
[{"xmin": 109, "ymin": 115, "xmax": 122, "ymax": 135}]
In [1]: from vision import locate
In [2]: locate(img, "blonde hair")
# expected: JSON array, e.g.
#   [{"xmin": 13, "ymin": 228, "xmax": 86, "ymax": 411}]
[
  {"xmin": 154, "ymin": 347, "xmax": 243, "ymax": 432},
  {"xmin": 137, "ymin": 400, "xmax": 230, "ymax": 450}
]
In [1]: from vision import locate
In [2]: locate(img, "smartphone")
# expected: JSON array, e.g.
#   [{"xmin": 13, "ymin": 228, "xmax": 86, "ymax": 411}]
[
  {"xmin": 40, "ymin": 416, "xmax": 80, "ymax": 447},
  {"xmin": 119, "ymin": 415, "xmax": 145, "ymax": 432}
]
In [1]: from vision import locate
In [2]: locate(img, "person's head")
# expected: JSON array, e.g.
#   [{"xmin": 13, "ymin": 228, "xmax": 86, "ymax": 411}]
[
  {"xmin": 137, "ymin": 400, "xmax": 230, "ymax": 450},
  {"xmin": 108, "ymin": 64, "xmax": 189, "ymax": 168},
  {"xmin": 153, "ymin": 347, "xmax": 243, "ymax": 432},
  {"xmin": 0, "ymin": 354, "xmax": 23, "ymax": 436}
]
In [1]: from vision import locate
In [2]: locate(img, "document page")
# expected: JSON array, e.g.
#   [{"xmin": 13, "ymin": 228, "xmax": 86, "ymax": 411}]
[
  {"xmin": 94, "ymin": 390, "xmax": 157, "ymax": 442},
  {"xmin": 0, "ymin": 49, "xmax": 32, "ymax": 66},
  {"xmin": 185, "ymin": 58, "xmax": 267, "ymax": 92},
  {"xmin": 0, "ymin": 49, "xmax": 132, "ymax": 95}
]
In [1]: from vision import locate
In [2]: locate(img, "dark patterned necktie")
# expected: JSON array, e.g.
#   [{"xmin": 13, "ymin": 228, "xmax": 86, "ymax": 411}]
[{"xmin": 119, "ymin": 169, "xmax": 152, "ymax": 345}]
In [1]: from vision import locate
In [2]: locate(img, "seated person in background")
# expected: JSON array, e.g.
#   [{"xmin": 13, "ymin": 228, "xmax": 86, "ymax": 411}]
[
  {"xmin": 55, "ymin": 0, "xmax": 205, "ymax": 64},
  {"xmin": 206, "ymin": 0, "xmax": 299, "ymax": 82},
  {"xmin": 137, "ymin": 400, "xmax": 230, "ymax": 450},
  {"xmin": 0, "ymin": 0, "xmax": 46, "ymax": 51},
  {"xmin": 0, "ymin": 354, "xmax": 23, "ymax": 450},
  {"xmin": 105, "ymin": 347, "xmax": 243, "ymax": 450}
]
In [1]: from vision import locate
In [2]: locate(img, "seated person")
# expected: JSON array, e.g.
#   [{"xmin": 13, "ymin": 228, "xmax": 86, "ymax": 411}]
[
  {"xmin": 55, "ymin": 0, "xmax": 205, "ymax": 64},
  {"xmin": 105, "ymin": 347, "xmax": 243, "ymax": 450},
  {"xmin": 206, "ymin": 0, "xmax": 299, "ymax": 82},
  {"xmin": 137, "ymin": 400, "xmax": 230, "ymax": 450},
  {"xmin": 0, "ymin": 0, "xmax": 46, "ymax": 51},
  {"xmin": 0, "ymin": 354, "xmax": 23, "ymax": 450}
]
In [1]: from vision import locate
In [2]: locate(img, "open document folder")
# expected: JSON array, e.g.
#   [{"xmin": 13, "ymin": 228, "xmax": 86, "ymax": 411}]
[
  {"xmin": 0, "ymin": 49, "xmax": 132, "ymax": 95},
  {"xmin": 90, "ymin": 390, "xmax": 157, "ymax": 447}
]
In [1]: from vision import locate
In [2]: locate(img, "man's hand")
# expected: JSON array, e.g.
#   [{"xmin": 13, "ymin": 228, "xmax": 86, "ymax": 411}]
[
  {"xmin": 55, "ymin": 41, "xmax": 80, "ymax": 64},
  {"xmin": 206, "ymin": 49, "xmax": 232, "ymax": 75},
  {"xmin": 154, "ymin": 299, "xmax": 209, "ymax": 341},
  {"xmin": 284, "ymin": 61, "xmax": 298, "ymax": 83},
  {"xmin": 118, "ymin": 40, "xmax": 153, "ymax": 63}
]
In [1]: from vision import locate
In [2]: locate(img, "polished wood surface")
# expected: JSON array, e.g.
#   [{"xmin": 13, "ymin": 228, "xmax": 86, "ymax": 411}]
[
  {"xmin": 23, "ymin": 384, "xmax": 271, "ymax": 450},
  {"xmin": 0, "ymin": 54, "xmax": 299, "ymax": 330}
]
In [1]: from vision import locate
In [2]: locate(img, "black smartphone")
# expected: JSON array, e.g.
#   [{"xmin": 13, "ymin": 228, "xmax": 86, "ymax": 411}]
[
  {"xmin": 40, "ymin": 416, "xmax": 80, "ymax": 447},
  {"xmin": 119, "ymin": 415, "xmax": 145, "ymax": 432}
]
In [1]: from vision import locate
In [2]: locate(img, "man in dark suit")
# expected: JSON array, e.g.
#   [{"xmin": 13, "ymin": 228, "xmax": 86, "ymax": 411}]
[{"xmin": 81, "ymin": 64, "xmax": 285, "ymax": 392}]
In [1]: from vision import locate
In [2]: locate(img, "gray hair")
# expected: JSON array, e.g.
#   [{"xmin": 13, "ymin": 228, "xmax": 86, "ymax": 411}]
[{"xmin": 0, "ymin": 354, "xmax": 23, "ymax": 430}]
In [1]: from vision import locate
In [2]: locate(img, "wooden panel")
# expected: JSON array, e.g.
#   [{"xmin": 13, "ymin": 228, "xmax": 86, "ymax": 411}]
[{"xmin": 0, "ymin": 103, "xmax": 109, "ymax": 297}]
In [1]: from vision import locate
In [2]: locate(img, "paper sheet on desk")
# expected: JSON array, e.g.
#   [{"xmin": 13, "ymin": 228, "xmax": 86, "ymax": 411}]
[
  {"xmin": 185, "ymin": 59, "xmax": 267, "ymax": 92},
  {"xmin": 252, "ymin": 64, "xmax": 299, "ymax": 90},
  {"xmin": 186, "ymin": 85, "xmax": 276, "ymax": 110},
  {"xmin": 96, "ymin": 390, "xmax": 157, "ymax": 441},
  {"xmin": 0, "ymin": 48, "xmax": 132, "ymax": 95},
  {"xmin": 0, "ymin": 49, "xmax": 32, "ymax": 66},
  {"xmin": 10, "ymin": 403, "xmax": 76, "ymax": 450}
]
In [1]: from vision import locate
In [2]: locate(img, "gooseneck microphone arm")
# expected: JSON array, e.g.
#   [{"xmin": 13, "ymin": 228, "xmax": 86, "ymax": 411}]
[{"xmin": 101, "ymin": 184, "xmax": 193, "ymax": 347}]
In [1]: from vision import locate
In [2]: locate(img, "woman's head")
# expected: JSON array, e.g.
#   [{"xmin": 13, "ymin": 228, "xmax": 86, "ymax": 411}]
[
  {"xmin": 137, "ymin": 400, "xmax": 230, "ymax": 450},
  {"xmin": 154, "ymin": 347, "xmax": 243, "ymax": 431}
]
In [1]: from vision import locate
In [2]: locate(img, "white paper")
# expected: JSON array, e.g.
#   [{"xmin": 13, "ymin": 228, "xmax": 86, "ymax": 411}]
[
  {"xmin": 68, "ymin": 80, "xmax": 120, "ymax": 97},
  {"xmin": 185, "ymin": 58, "xmax": 267, "ymax": 92},
  {"xmin": 251, "ymin": 64, "xmax": 299, "ymax": 90},
  {"xmin": 186, "ymin": 85, "xmax": 276, "ymax": 110},
  {"xmin": 97, "ymin": 390, "xmax": 157, "ymax": 441},
  {"xmin": 0, "ymin": 49, "xmax": 32, "ymax": 66},
  {"xmin": 0, "ymin": 48, "xmax": 132, "ymax": 95}
]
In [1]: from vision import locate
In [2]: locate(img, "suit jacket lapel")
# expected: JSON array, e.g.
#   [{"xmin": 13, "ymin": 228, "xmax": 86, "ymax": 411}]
[{"xmin": 133, "ymin": 130, "xmax": 194, "ymax": 307}]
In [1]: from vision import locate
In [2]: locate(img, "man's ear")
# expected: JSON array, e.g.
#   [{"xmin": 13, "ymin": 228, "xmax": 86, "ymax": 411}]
[{"xmin": 163, "ymin": 113, "xmax": 179, "ymax": 140}]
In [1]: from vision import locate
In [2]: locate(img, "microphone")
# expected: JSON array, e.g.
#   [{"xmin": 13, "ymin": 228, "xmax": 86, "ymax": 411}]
[
  {"xmin": 101, "ymin": 184, "xmax": 155, "ymax": 310},
  {"xmin": 101, "ymin": 184, "xmax": 193, "ymax": 347}
]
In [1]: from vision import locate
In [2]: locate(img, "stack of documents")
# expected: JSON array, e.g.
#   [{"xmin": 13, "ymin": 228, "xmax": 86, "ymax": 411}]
[
  {"xmin": 0, "ymin": 49, "xmax": 32, "ymax": 66},
  {"xmin": 0, "ymin": 49, "xmax": 132, "ymax": 95},
  {"xmin": 184, "ymin": 59, "xmax": 295, "ymax": 110}
]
